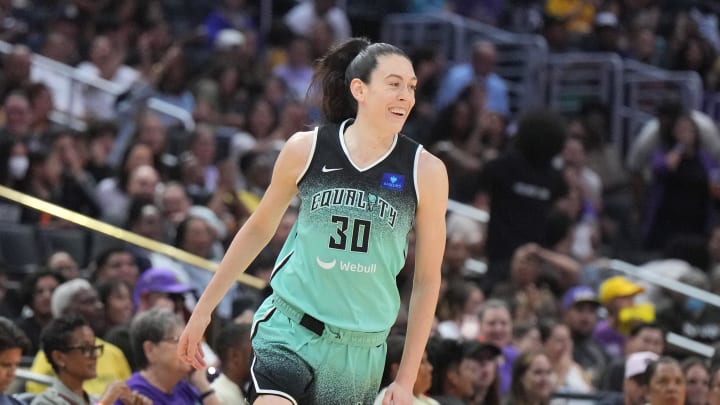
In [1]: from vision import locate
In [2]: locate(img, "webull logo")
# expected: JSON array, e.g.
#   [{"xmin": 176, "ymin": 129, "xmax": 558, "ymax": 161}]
[{"xmin": 315, "ymin": 257, "xmax": 377, "ymax": 273}]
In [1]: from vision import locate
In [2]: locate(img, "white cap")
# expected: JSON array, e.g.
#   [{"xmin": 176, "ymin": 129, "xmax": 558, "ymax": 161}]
[
  {"xmin": 215, "ymin": 29, "xmax": 245, "ymax": 50},
  {"xmin": 625, "ymin": 351, "xmax": 659, "ymax": 379},
  {"xmin": 595, "ymin": 12, "xmax": 618, "ymax": 28}
]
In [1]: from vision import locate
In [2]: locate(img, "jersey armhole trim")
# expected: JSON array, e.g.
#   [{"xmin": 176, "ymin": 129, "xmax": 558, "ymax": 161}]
[
  {"xmin": 413, "ymin": 145, "xmax": 422, "ymax": 204},
  {"xmin": 296, "ymin": 127, "xmax": 319, "ymax": 185}
]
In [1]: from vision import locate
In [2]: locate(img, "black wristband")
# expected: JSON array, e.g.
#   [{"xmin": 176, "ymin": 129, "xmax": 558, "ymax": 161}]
[{"xmin": 199, "ymin": 389, "xmax": 215, "ymax": 401}]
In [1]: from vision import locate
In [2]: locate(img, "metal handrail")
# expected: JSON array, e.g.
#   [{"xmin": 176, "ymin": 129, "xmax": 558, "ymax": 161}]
[{"xmin": 15, "ymin": 369, "xmax": 54, "ymax": 386}]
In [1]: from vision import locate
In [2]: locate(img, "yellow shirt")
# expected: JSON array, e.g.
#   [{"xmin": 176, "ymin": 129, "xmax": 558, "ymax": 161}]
[
  {"xmin": 26, "ymin": 337, "xmax": 131, "ymax": 395},
  {"xmin": 545, "ymin": 0, "xmax": 595, "ymax": 33}
]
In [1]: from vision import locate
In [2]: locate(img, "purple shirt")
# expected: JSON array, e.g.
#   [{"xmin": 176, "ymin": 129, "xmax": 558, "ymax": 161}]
[
  {"xmin": 116, "ymin": 372, "xmax": 200, "ymax": 405},
  {"xmin": 593, "ymin": 320, "xmax": 625, "ymax": 359},
  {"xmin": 499, "ymin": 345, "xmax": 519, "ymax": 394}
]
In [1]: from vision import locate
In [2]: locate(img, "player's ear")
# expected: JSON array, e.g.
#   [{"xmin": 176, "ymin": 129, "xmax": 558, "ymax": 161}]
[{"xmin": 349, "ymin": 78, "xmax": 365, "ymax": 102}]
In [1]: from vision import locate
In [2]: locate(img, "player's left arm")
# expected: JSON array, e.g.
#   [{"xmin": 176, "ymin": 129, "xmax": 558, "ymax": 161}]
[{"xmin": 386, "ymin": 149, "xmax": 448, "ymax": 402}]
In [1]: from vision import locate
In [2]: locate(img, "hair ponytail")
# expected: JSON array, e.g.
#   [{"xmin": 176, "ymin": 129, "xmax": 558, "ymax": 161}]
[{"xmin": 312, "ymin": 37, "xmax": 370, "ymax": 124}]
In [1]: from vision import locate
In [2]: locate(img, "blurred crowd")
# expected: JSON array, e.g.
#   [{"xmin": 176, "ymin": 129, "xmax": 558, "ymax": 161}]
[{"xmin": 0, "ymin": 0, "xmax": 719, "ymax": 404}]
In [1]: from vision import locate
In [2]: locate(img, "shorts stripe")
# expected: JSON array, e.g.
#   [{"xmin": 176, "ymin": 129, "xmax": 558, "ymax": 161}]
[{"xmin": 250, "ymin": 354, "xmax": 299, "ymax": 405}]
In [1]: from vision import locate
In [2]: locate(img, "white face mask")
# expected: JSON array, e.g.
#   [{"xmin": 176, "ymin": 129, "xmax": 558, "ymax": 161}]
[{"xmin": 8, "ymin": 155, "xmax": 28, "ymax": 179}]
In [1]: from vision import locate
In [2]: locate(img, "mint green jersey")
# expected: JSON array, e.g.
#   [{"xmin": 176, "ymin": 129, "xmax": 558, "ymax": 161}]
[{"xmin": 270, "ymin": 120, "xmax": 421, "ymax": 331}]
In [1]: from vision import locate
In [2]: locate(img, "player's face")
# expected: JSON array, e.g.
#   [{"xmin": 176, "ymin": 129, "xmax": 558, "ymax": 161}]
[{"xmin": 360, "ymin": 54, "xmax": 416, "ymax": 134}]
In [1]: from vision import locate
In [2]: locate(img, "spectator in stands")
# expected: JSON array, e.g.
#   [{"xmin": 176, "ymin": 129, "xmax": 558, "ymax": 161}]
[
  {"xmin": 272, "ymin": 36, "xmax": 315, "ymax": 102},
  {"xmin": 593, "ymin": 276, "xmax": 647, "ymax": 360},
  {"xmin": 210, "ymin": 323, "xmax": 251, "ymax": 405},
  {"xmin": 539, "ymin": 320, "xmax": 595, "ymax": 397},
  {"xmin": 30, "ymin": 31, "xmax": 82, "ymax": 117},
  {"xmin": 598, "ymin": 351, "xmax": 658, "ymax": 405},
  {"xmin": 95, "ymin": 142, "xmax": 154, "ymax": 226},
  {"xmin": 46, "ymin": 251, "xmax": 80, "ymax": 281},
  {"xmin": 466, "ymin": 340, "xmax": 501, "ymax": 405},
  {"xmin": 490, "ymin": 243, "xmax": 562, "ymax": 324},
  {"xmin": 429, "ymin": 83, "xmax": 487, "ymax": 203},
  {"xmin": 99, "ymin": 164, "xmax": 160, "ymax": 227},
  {"xmin": 682, "ymin": 357, "xmax": 710, "ymax": 405},
  {"xmin": 599, "ymin": 322, "xmax": 665, "ymax": 392},
  {"xmin": 187, "ymin": 124, "xmax": 219, "ymax": 195},
  {"xmin": 82, "ymin": 120, "xmax": 118, "ymax": 183},
  {"xmin": 645, "ymin": 357, "xmax": 686, "ymax": 405},
  {"xmin": 16, "ymin": 271, "xmax": 63, "ymax": 354},
  {"xmin": 175, "ymin": 212, "xmax": 236, "ymax": 319},
  {"xmin": 545, "ymin": 0, "xmax": 597, "ymax": 36},
  {"xmin": 435, "ymin": 40, "xmax": 509, "ymax": 116},
  {"xmin": 203, "ymin": 0, "xmax": 257, "ymax": 46},
  {"xmin": 512, "ymin": 322, "xmax": 542, "ymax": 354},
  {"xmin": 435, "ymin": 280, "xmax": 484, "ymax": 340},
  {"xmin": 33, "ymin": 315, "xmax": 150, "ymax": 405},
  {"xmin": 284, "ymin": 0, "xmax": 351, "ymax": 41},
  {"xmin": 125, "ymin": 308, "xmax": 219, "ymax": 405},
  {"xmin": 90, "ymin": 247, "xmax": 140, "ymax": 288},
  {"xmin": 133, "ymin": 267, "xmax": 194, "ymax": 320},
  {"xmin": 76, "ymin": 35, "xmax": 139, "ymax": 120},
  {"xmin": 27, "ymin": 279, "xmax": 131, "ymax": 396},
  {"xmin": 476, "ymin": 108, "xmax": 568, "ymax": 288},
  {"xmin": 131, "ymin": 111, "xmax": 177, "ymax": 180},
  {"xmin": 561, "ymin": 285, "xmax": 608, "ymax": 386},
  {"xmin": 96, "ymin": 279, "xmax": 134, "ymax": 332},
  {"xmin": 581, "ymin": 11, "xmax": 624, "ymax": 54},
  {"xmin": 25, "ymin": 82, "xmax": 59, "ymax": 140},
  {"xmin": 0, "ymin": 317, "xmax": 30, "ymax": 405},
  {"xmin": 159, "ymin": 182, "xmax": 192, "ymax": 229},
  {"xmin": 49, "ymin": 130, "xmax": 101, "ymax": 215},
  {"xmin": 505, "ymin": 350, "xmax": 554, "ymax": 405},
  {"xmin": 476, "ymin": 299, "xmax": 517, "ymax": 394},
  {"xmin": 627, "ymin": 26, "xmax": 664, "ymax": 66},
  {"xmin": 0, "ymin": 92, "xmax": 32, "ymax": 142},
  {"xmin": 375, "ymin": 335, "xmax": 439, "ymax": 405},
  {"xmin": 642, "ymin": 111, "xmax": 720, "ymax": 250},
  {"xmin": 543, "ymin": 14, "xmax": 573, "ymax": 53},
  {"xmin": 426, "ymin": 338, "xmax": 478, "ymax": 405},
  {"xmin": 669, "ymin": 34, "xmax": 717, "ymax": 90},
  {"xmin": 709, "ymin": 363, "xmax": 720, "ymax": 405},
  {"xmin": 626, "ymin": 99, "xmax": 720, "ymax": 216},
  {"xmin": 0, "ymin": 45, "xmax": 31, "ymax": 102}
]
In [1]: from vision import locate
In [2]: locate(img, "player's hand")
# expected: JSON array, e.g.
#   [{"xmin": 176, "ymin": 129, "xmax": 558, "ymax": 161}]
[
  {"xmin": 177, "ymin": 312, "xmax": 210, "ymax": 369},
  {"xmin": 382, "ymin": 381, "xmax": 413, "ymax": 405}
]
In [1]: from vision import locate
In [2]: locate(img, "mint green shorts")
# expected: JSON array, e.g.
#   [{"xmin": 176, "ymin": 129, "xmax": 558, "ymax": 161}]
[{"xmin": 249, "ymin": 295, "xmax": 389, "ymax": 405}]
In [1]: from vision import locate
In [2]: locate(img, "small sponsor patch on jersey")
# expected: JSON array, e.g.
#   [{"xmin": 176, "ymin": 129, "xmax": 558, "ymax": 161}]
[{"xmin": 381, "ymin": 173, "xmax": 405, "ymax": 190}]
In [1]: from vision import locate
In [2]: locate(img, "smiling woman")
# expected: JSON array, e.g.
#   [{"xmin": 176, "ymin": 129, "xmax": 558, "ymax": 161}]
[
  {"xmin": 32, "ymin": 315, "xmax": 150, "ymax": 405},
  {"xmin": 178, "ymin": 37, "xmax": 449, "ymax": 405}
]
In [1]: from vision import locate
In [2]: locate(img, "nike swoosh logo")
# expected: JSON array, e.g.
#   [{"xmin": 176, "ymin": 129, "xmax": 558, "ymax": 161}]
[
  {"xmin": 315, "ymin": 257, "xmax": 336, "ymax": 270},
  {"xmin": 322, "ymin": 165, "xmax": 343, "ymax": 173}
]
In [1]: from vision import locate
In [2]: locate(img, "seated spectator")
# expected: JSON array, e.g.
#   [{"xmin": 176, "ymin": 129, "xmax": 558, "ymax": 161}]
[
  {"xmin": 0, "ymin": 316, "xmax": 31, "ymax": 405},
  {"xmin": 283, "ymin": 0, "xmax": 351, "ymax": 41},
  {"xmin": 124, "ymin": 309, "xmax": 219, "ymax": 405},
  {"xmin": 709, "ymin": 363, "xmax": 720, "ymax": 405},
  {"xmin": 682, "ymin": 357, "xmax": 710, "ymax": 405},
  {"xmin": 593, "ymin": 276, "xmax": 647, "ymax": 360},
  {"xmin": 16, "ymin": 271, "xmax": 63, "ymax": 355},
  {"xmin": 211, "ymin": 323, "xmax": 251, "ymax": 405},
  {"xmin": 644, "ymin": 357, "xmax": 686, "ymax": 405},
  {"xmin": 96, "ymin": 279, "xmax": 134, "ymax": 332},
  {"xmin": 598, "ymin": 351, "xmax": 658, "ymax": 405},
  {"xmin": 26, "ymin": 279, "xmax": 131, "ymax": 396},
  {"xmin": 436, "ymin": 280, "xmax": 484, "ymax": 340},
  {"xmin": 505, "ymin": 350, "xmax": 554, "ymax": 405},
  {"xmin": 476, "ymin": 299, "xmax": 518, "ymax": 394},
  {"xmin": 133, "ymin": 268, "xmax": 194, "ymax": 320},
  {"xmin": 32, "ymin": 315, "xmax": 149, "ymax": 405},
  {"xmin": 599, "ymin": 322, "xmax": 665, "ymax": 392},
  {"xmin": 561, "ymin": 285, "xmax": 607, "ymax": 386},
  {"xmin": 426, "ymin": 338, "xmax": 478, "ymax": 405},
  {"xmin": 539, "ymin": 320, "xmax": 594, "ymax": 397},
  {"xmin": 46, "ymin": 252, "xmax": 80, "ymax": 281},
  {"xmin": 375, "ymin": 334, "xmax": 440, "ymax": 405},
  {"xmin": 466, "ymin": 341, "xmax": 501, "ymax": 405},
  {"xmin": 90, "ymin": 247, "xmax": 140, "ymax": 288}
]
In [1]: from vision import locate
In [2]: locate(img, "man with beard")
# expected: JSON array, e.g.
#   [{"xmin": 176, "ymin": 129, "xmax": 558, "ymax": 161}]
[{"xmin": 562, "ymin": 285, "xmax": 608, "ymax": 386}]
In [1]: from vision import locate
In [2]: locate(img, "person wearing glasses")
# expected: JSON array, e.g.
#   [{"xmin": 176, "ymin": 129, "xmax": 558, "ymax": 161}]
[
  {"xmin": 31, "ymin": 315, "xmax": 150, "ymax": 405},
  {"xmin": 124, "ymin": 309, "xmax": 219, "ymax": 405}
]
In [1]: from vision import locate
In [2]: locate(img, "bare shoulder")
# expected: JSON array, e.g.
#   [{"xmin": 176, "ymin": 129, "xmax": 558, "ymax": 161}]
[
  {"xmin": 417, "ymin": 148, "xmax": 448, "ymax": 183},
  {"xmin": 275, "ymin": 130, "xmax": 317, "ymax": 173}
]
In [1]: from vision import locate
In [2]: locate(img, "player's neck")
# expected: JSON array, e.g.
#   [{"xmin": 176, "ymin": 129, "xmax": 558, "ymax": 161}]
[{"xmin": 344, "ymin": 116, "xmax": 396, "ymax": 152}]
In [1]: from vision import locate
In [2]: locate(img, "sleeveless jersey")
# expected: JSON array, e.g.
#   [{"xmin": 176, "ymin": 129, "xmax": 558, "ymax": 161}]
[{"xmin": 270, "ymin": 119, "xmax": 421, "ymax": 332}]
